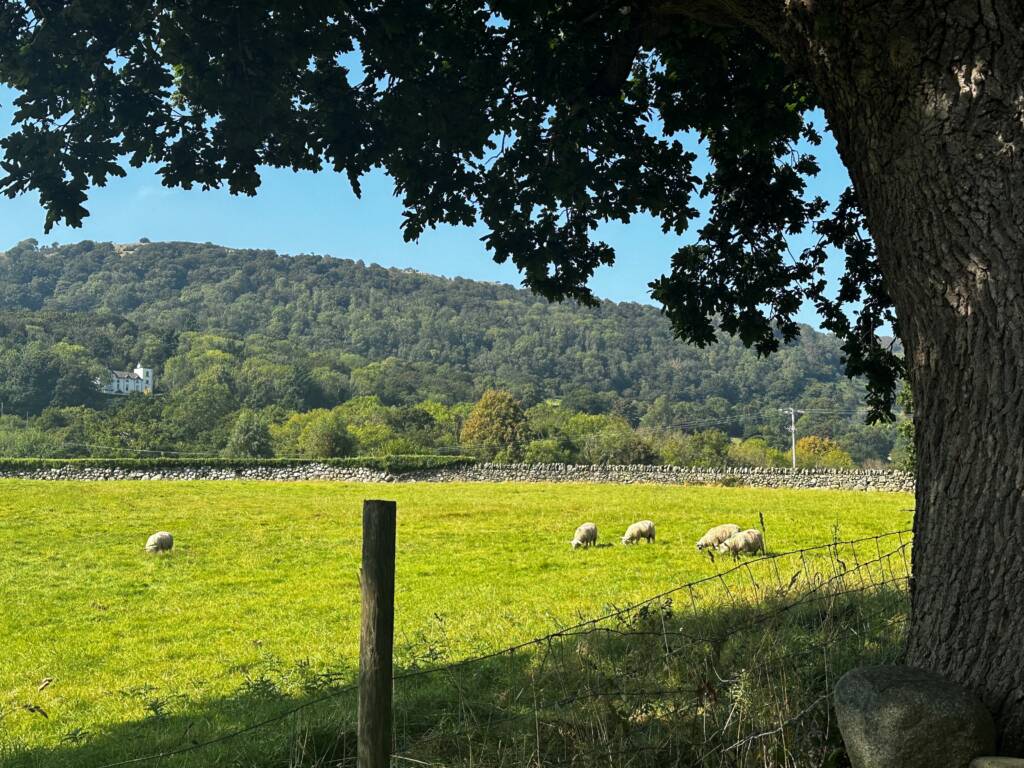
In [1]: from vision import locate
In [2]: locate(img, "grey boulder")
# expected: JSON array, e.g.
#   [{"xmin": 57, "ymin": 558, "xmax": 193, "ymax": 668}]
[{"xmin": 835, "ymin": 665, "xmax": 995, "ymax": 768}]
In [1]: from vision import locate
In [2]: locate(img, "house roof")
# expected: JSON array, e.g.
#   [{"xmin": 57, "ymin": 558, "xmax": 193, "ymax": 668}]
[{"xmin": 111, "ymin": 370, "xmax": 142, "ymax": 380}]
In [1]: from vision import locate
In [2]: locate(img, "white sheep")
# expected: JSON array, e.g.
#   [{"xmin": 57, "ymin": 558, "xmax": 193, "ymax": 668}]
[
  {"xmin": 570, "ymin": 522, "xmax": 598, "ymax": 549},
  {"xmin": 621, "ymin": 520, "xmax": 656, "ymax": 545},
  {"xmin": 716, "ymin": 529, "xmax": 765, "ymax": 559},
  {"xmin": 145, "ymin": 531, "xmax": 174, "ymax": 554},
  {"xmin": 696, "ymin": 523, "xmax": 741, "ymax": 552}
]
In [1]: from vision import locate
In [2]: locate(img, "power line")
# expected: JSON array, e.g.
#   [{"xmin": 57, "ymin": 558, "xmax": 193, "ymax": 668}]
[
  {"xmin": 799, "ymin": 407, "xmax": 870, "ymax": 414},
  {"xmin": 55, "ymin": 441, "xmax": 222, "ymax": 457},
  {"xmin": 663, "ymin": 404, "xmax": 869, "ymax": 433}
]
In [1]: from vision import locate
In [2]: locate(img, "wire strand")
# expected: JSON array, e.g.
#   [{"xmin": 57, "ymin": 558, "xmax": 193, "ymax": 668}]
[{"xmin": 90, "ymin": 529, "xmax": 912, "ymax": 768}]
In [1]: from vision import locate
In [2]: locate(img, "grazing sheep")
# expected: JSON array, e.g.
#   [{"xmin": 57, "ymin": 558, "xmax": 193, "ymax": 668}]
[
  {"xmin": 621, "ymin": 520, "xmax": 656, "ymax": 545},
  {"xmin": 696, "ymin": 523, "xmax": 741, "ymax": 552},
  {"xmin": 145, "ymin": 531, "xmax": 174, "ymax": 554},
  {"xmin": 716, "ymin": 529, "xmax": 765, "ymax": 559},
  {"xmin": 570, "ymin": 522, "xmax": 598, "ymax": 549}
]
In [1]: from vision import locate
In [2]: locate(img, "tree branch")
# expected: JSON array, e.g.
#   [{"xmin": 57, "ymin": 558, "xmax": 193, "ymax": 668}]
[{"xmin": 652, "ymin": 0, "xmax": 793, "ymax": 31}]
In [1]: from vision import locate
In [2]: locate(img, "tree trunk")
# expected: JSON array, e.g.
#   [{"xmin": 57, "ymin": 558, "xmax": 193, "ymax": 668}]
[{"xmin": 768, "ymin": 0, "xmax": 1024, "ymax": 752}]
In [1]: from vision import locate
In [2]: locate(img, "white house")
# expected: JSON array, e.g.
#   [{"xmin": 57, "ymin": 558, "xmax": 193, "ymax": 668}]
[{"xmin": 99, "ymin": 364, "xmax": 155, "ymax": 396}]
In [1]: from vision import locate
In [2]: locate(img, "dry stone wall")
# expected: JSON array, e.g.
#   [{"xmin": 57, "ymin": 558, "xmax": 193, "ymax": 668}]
[{"xmin": 0, "ymin": 462, "xmax": 915, "ymax": 492}]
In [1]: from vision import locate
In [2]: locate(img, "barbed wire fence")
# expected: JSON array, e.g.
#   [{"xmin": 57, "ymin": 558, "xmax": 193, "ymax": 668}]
[{"xmin": 72, "ymin": 529, "xmax": 912, "ymax": 768}]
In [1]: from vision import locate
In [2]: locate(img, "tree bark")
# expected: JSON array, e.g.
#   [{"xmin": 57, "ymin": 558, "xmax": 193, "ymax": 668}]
[{"xmin": 763, "ymin": 0, "xmax": 1024, "ymax": 751}]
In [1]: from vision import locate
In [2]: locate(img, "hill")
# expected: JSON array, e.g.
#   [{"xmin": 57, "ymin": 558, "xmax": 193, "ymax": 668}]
[{"xmin": 0, "ymin": 239, "xmax": 900, "ymax": 464}]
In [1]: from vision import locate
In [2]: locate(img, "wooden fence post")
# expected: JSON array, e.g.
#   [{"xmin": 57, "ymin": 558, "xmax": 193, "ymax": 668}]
[{"xmin": 359, "ymin": 499, "xmax": 397, "ymax": 768}]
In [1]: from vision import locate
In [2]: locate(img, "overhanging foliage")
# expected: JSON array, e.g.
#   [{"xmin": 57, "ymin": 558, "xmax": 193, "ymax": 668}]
[{"xmin": 0, "ymin": 1, "xmax": 903, "ymax": 414}]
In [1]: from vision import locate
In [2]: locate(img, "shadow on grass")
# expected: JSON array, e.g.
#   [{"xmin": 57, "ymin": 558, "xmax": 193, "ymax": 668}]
[
  {"xmin": 4, "ymin": 670, "xmax": 361, "ymax": 768},
  {"xmin": 7, "ymin": 572, "xmax": 908, "ymax": 768}
]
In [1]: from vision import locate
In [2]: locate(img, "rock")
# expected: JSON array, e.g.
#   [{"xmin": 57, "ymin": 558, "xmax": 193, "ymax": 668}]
[
  {"xmin": 145, "ymin": 531, "xmax": 174, "ymax": 553},
  {"xmin": 835, "ymin": 665, "xmax": 995, "ymax": 768},
  {"xmin": 972, "ymin": 760, "xmax": 1024, "ymax": 768},
  {"xmin": 1, "ymin": 461, "xmax": 916, "ymax": 489}
]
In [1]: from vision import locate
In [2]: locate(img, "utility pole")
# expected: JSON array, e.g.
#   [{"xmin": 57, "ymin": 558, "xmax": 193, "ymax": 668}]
[{"xmin": 779, "ymin": 407, "xmax": 803, "ymax": 469}]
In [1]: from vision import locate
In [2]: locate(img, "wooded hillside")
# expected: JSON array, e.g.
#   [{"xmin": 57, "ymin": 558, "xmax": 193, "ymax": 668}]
[{"xmin": 0, "ymin": 239, "xmax": 902, "ymax": 465}]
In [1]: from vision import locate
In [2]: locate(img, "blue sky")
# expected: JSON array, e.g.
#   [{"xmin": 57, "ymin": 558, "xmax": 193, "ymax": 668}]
[{"xmin": 0, "ymin": 86, "xmax": 852, "ymax": 325}]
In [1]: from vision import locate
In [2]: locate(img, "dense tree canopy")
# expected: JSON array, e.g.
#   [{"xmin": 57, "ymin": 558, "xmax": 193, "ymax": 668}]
[
  {"xmin": 0, "ymin": 239, "xmax": 897, "ymax": 462},
  {"xmin": 0, "ymin": 1, "xmax": 901, "ymax": 415}
]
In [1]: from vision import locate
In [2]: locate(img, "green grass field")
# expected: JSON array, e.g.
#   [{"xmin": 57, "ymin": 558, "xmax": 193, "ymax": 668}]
[{"xmin": 0, "ymin": 481, "xmax": 913, "ymax": 767}]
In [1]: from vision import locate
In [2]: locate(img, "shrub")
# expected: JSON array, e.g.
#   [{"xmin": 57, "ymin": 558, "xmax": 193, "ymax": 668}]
[
  {"xmin": 796, "ymin": 436, "xmax": 855, "ymax": 469},
  {"xmin": 727, "ymin": 437, "xmax": 789, "ymax": 468},
  {"xmin": 655, "ymin": 429, "xmax": 730, "ymax": 467},
  {"xmin": 460, "ymin": 389, "xmax": 530, "ymax": 460},
  {"xmin": 224, "ymin": 410, "xmax": 274, "ymax": 458},
  {"xmin": 297, "ymin": 409, "xmax": 356, "ymax": 458},
  {"xmin": 892, "ymin": 382, "xmax": 916, "ymax": 472},
  {"xmin": 564, "ymin": 414, "xmax": 657, "ymax": 464},
  {"xmin": 523, "ymin": 437, "xmax": 576, "ymax": 464}
]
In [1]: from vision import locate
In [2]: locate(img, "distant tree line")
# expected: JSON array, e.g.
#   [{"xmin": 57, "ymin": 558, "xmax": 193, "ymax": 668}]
[{"xmin": 0, "ymin": 240, "xmax": 912, "ymax": 467}]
